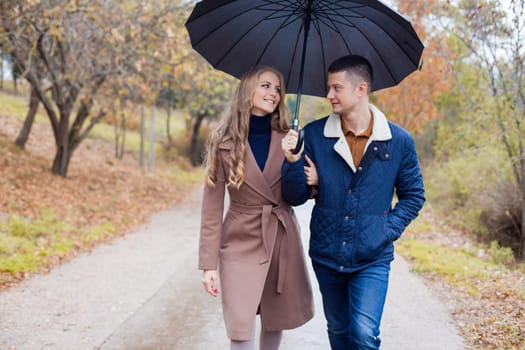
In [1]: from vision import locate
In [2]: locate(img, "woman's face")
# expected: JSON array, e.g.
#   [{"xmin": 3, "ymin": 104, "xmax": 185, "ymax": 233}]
[{"xmin": 251, "ymin": 71, "xmax": 281, "ymax": 116}]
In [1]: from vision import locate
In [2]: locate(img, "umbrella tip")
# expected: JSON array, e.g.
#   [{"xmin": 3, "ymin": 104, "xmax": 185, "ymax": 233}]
[{"xmin": 418, "ymin": 57, "xmax": 424, "ymax": 71}]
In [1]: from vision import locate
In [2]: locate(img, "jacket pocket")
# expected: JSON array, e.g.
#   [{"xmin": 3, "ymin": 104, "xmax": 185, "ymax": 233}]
[
  {"xmin": 354, "ymin": 214, "xmax": 392, "ymax": 264},
  {"xmin": 310, "ymin": 206, "xmax": 337, "ymax": 251}
]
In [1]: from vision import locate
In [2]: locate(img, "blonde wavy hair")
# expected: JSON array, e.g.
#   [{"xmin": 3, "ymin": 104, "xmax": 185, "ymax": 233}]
[{"xmin": 204, "ymin": 66, "xmax": 291, "ymax": 189}]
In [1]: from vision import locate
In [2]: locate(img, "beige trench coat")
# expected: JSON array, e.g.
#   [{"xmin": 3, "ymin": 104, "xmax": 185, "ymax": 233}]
[{"xmin": 199, "ymin": 130, "xmax": 314, "ymax": 341}]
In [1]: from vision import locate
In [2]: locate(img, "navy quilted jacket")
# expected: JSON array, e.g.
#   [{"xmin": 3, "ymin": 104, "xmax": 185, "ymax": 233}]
[{"xmin": 282, "ymin": 105, "xmax": 425, "ymax": 272}]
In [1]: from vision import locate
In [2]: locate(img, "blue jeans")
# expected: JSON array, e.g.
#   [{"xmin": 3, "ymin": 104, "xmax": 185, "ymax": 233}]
[{"xmin": 313, "ymin": 261, "xmax": 391, "ymax": 350}]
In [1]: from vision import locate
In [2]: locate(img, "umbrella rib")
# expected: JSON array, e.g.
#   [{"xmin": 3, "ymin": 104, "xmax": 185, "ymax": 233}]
[
  {"xmin": 317, "ymin": 2, "xmax": 421, "ymax": 69},
  {"xmin": 254, "ymin": 12, "xmax": 302, "ymax": 69},
  {"xmin": 190, "ymin": 2, "xmax": 295, "ymax": 47},
  {"xmin": 313, "ymin": 2, "xmax": 419, "ymax": 85},
  {"xmin": 281, "ymin": 16, "xmax": 305, "ymax": 92},
  {"xmin": 310, "ymin": 18, "xmax": 328, "ymax": 96},
  {"xmin": 259, "ymin": 1, "xmax": 311, "ymax": 30},
  {"xmin": 213, "ymin": 13, "xmax": 285, "ymax": 68},
  {"xmin": 201, "ymin": 3, "xmax": 302, "ymax": 69},
  {"xmin": 310, "ymin": 0, "xmax": 349, "ymax": 90},
  {"xmin": 323, "ymin": 15, "xmax": 397, "ymax": 84}
]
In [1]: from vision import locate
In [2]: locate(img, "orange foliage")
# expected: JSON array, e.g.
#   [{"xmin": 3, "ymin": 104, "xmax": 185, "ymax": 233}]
[{"xmin": 375, "ymin": 0, "xmax": 454, "ymax": 134}]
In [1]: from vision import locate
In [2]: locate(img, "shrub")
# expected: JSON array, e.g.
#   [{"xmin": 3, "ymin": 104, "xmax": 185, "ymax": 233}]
[
  {"xmin": 424, "ymin": 146, "xmax": 507, "ymax": 234},
  {"xmin": 479, "ymin": 181, "xmax": 523, "ymax": 259},
  {"xmin": 488, "ymin": 240, "xmax": 515, "ymax": 265}
]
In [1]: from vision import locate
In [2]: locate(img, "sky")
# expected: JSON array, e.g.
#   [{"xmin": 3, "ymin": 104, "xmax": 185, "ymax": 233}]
[{"xmin": 1, "ymin": 59, "xmax": 11, "ymax": 80}]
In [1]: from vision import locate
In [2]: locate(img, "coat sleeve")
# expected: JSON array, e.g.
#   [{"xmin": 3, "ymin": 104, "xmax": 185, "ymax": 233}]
[
  {"xmin": 387, "ymin": 133, "xmax": 426, "ymax": 240},
  {"xmin": 198, "ymin": 154, "xmax": 226, "ymax": 271}
]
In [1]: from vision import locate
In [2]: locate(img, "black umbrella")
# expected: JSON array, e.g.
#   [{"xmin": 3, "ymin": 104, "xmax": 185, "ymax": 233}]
[{"xmin": 185, "ymin": 0, "xmax": 424, "ymax": 151}]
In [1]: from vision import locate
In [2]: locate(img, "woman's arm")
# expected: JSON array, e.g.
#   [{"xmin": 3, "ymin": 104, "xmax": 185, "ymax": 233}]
[{"xmin": 198, "ymin": 154, "xmax": 226, "ymax": 272}]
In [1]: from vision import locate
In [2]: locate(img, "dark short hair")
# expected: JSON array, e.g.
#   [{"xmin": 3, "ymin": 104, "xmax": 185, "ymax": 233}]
[{"xmin": 328, "ymin": 55, "xmax": 373, "ymax": 93}]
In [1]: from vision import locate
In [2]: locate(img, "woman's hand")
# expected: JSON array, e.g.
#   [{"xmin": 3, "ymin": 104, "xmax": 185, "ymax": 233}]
[
  {"xmin": 281, "ymin": 129, "xmax": 303, "ymax": 163},
  {"xmin": 304, "ymin": 154, "xmax": 318, "ymax": 186},
  {"xmin": 202, "ymin": 270, "xmax": 219, "ymax": 297}
]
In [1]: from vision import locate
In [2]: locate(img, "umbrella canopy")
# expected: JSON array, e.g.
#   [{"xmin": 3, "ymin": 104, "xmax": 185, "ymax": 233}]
[{"xmin": 185, "ymin": 0, "xmax": 424, "ymax": 98}]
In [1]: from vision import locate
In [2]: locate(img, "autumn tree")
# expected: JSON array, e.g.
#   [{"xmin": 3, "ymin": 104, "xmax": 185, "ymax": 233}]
[
  {"xmin": 92, "ymin": 0, "xmax": 192, "ymax": 161},
  {"xmin": 0, "ymin": 0, "xmax": 190, "ymax": 176},
  {"xmin": 437, "ymin": 0, "xmax": 525, "ymax": 257},
  {"xmin": 172, "ymin": 55, "xmax": 236, "ymax": 166},
  {"xmin": 374, "ymin": 0, "xmax": 454, "ymax": 134},
  {"xmin": 0, "ymin": 1, "xmax": 113, "ymax": 175},
  {"xmin": 146, "ymin": 4, "xmax": 237, "ymax": 166}
]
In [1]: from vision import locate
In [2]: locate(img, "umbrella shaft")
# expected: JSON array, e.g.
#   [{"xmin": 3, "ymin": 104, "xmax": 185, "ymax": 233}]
[{"xmin": 293, "ymin": 0, "xmax": 313, "ymax": 128}]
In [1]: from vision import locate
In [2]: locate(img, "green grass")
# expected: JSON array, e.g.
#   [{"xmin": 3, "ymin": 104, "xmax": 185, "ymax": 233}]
[
  {"xmin": 0, "ymin": 211, "xmax": 76, "ymax": 275},
  {"xmin": 396, "ymin": 238, "xmax": 515, "ymax": 295},
  {"xmin": 0, "ymin": 80, "xmax": 31, "ymax": 96},
  {"xmin": 0, "ymin": 91, "xmax": 48, "ymax": 123},
  {"xmin": 81, "ymin": 222, "xmax": 115, "ymax": 244},
  {"xmin": 0, "ymin": 210, "xmax": 125, "ymax": 276}
]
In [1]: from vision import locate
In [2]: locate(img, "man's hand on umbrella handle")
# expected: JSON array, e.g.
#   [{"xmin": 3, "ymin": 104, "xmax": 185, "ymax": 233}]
[
  {"xmin": 282, "ymin": 129, "xmax": 303, "ymax": 162},
  {"xmin": 304, "ymin": 154, "xmax": 319, "ymax": 186},
  {"xmin": 202, "ymin": 270, "xmax": 219, "ymax": 297}
]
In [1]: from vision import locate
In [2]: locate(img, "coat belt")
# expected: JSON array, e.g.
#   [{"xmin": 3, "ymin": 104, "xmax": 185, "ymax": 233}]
[{"xmin": 229, "ymin": 201, "xmax": 290, "ymax": 293}]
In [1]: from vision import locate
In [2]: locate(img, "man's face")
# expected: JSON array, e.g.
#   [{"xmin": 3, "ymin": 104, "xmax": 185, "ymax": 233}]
[{"xmin": 326, "ymin": 71, "xmax": 359, "ymax": 116}]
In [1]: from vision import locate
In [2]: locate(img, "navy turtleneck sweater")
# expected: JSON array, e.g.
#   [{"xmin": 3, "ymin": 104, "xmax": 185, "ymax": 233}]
[{"xmin": 248, "ymin": 114, "xmax": 272, "ymax": 171}]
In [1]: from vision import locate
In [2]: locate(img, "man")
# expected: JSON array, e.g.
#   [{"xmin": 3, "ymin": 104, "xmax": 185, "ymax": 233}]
[{"xmin": 281, "ymin": 55, "xmax": 425, "ymax": 350}]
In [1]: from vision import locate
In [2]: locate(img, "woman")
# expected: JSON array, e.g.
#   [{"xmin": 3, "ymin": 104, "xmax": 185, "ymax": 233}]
[{"xmin": 199, "ymin": 66, "xmax": 314, "ymax": 350}]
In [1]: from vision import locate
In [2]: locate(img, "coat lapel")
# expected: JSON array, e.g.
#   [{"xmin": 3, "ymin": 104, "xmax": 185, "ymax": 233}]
[
  {"xmin": 263, "ymin": 130, "xmax": 285, "ymax": 188},
  {"xmin": 219, "ymin": 132, "xmax": 283, "ymax": 204},
  {"xmin": 244, "ymin": 130, "xmax": 284, "ymax": 203}
]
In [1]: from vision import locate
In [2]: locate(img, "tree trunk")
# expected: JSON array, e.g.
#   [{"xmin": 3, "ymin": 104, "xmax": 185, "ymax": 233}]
[
  {"xmin": 519, "ymin": 165, "xmax": 525, "ymax": 260},
  {"xmin": 0, "ymin": 57, "xmax": 3, "ymax": 90},
  {"xmin": 112, "ymin": 105, "xmax": 122, "ymax": 159},
  {"xmin": 13, "ymin": 76, "xmax": 18, "ymax": 94},
  {"xmin": 190, "ymin": 113, "xmax": 206, "ymax": 166},
  {"xmin": 521, "ymin": 198, "xmax": 525, "ymax": 259},
  {"xmin": 51, "ymin": 110, "xmax": 73, "ymax": 177},
  {"xmin": 15, "ymin": 86, "xmax": 39, "ymax": 149},
  {"xmin": 116, "ymin": 108, "xmax": 126, "ymax": 159},
  {"xmin": 113, "ymin": 110, "xmax": 120, "ymax": 158},
  {"xmin": 140, "ymin": 106, "xmax": 145, "ymax": 168},
  {"xmin": 148, "ymin": 107, "xmax": 155, "ymax": 171},
  {"xmin": 51, "ymin": 143, "xmax": 73, "ymax": 177},
  {"xmin": 166, "ymin": 106, "xmax": 172, "ymax": 144}
]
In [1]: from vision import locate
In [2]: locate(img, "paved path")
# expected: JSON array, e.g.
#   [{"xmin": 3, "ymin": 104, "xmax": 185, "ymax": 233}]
[{"xmin": 0, "ymin": 190, "xmax": 465, "ymax": 349}]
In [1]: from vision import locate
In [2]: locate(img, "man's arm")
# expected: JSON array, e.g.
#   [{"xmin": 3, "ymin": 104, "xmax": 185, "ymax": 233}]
[
  {"xmin": 387, "ymin": 135, "xmax": 426, "ymax": 240},
  {"xmin": 281, "ymin": 129, "xmax": 312, "ymax": 206}
]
